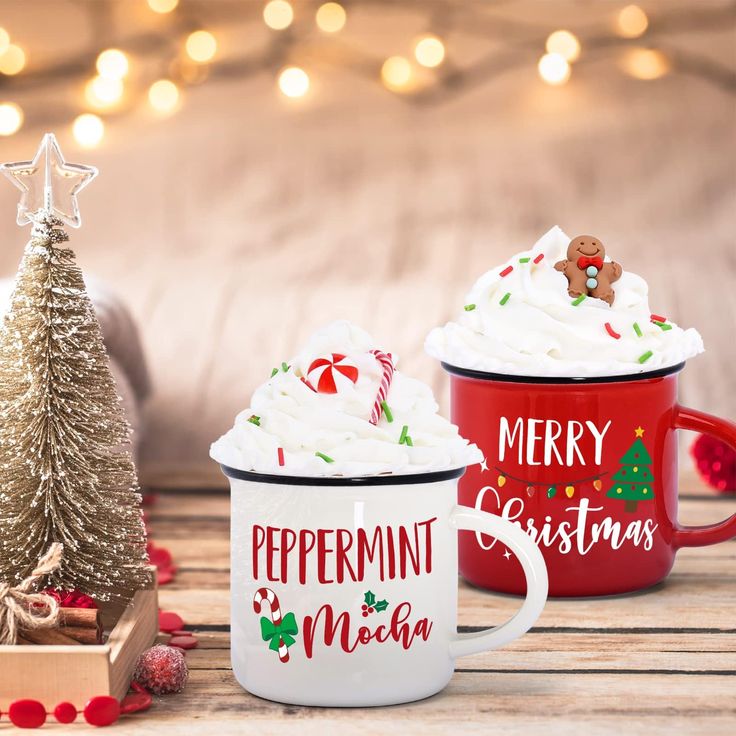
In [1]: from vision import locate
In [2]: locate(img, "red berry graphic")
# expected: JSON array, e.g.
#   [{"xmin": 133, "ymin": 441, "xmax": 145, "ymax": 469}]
[
  {"xmin": 361, "ymin": 604, "xmax": 367, "ymax": 610},
  {"xmin": 362, "ymin": 611, "xmax": 368, "ymax": 617},
  {"xmin": 368, "ymin": 607, "xmax": 374, "ymax": 613}
]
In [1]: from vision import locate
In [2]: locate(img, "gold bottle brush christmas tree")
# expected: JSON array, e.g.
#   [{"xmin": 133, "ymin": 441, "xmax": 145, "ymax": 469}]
[{"xmin": 0, "ymin": 134, "xmax": 149, "ymax": 605}]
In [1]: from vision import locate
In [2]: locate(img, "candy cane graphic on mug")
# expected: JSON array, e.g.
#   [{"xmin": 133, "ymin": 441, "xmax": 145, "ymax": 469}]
[
  {"xmin": 369, "ymin": 350, "xmax": 395, "ymax": 425},
  {"xmin": 253, "ymin": 587, "xmax": 292, "ymax": 663}
]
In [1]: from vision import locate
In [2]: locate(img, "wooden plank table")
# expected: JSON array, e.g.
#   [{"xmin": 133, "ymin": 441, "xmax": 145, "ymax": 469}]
[{"xmin": 134, "ymin": 477, "xmax": 734, "ymax": 736}]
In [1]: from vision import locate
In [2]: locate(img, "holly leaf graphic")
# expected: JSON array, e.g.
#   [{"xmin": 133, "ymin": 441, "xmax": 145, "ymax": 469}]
[
  {"xmin": 363, "ymin": 591, "xmax": 376, "ymax": 606},
  {"xmin": 374, "ymin": 599, "xmax": 389, "ymax": 613}
]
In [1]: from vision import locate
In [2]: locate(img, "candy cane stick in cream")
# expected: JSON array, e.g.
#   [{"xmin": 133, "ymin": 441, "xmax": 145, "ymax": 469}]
[
  {"xmin": 369, "ymin": 350, "xmax": 395, "ymax": 425},
  {"xmin": 253, "ymin": 587, "xmax": 289, "ymax": 663}
]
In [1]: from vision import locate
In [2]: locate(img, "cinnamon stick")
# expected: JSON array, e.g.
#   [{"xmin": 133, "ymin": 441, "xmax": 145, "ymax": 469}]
[
  {"xmin": 19, "ymin": 608, "xmax": 103, "ymax": 645},
  {"xmin": 58, "ymin": 607, "xmax": 101, "ymax": 629},
  {"xmin": 21, "ymin": 628, "xmax": 82, "ymax": 646},
  {"xmin": 58, "ymin": 625, "xmax": 103, "ymax": 645}
]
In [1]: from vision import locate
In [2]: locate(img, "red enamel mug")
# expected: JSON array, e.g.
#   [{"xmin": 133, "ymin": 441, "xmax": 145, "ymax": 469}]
[{"xmin": 444, "ymin": 362, "xmax": 736, "ymax": 597}]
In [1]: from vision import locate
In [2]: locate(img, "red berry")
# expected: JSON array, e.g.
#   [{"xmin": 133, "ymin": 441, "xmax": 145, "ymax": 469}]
[
  {"xmin": 54, "ymin": 702, "xmax": 78, "ymax": 724},
  {"xmin": 362, "ymin": 611, "xmax": 368, "ymax": 617},
  {"xmin": 368, "ymin": 607, "xmax": 374, "ymax": 613},
  {"xmin": 83, "ymin": 696, "xmax": 120, "ymax": 727},
  {"xmin": 361, "ymin": 604, "xmax": 367, "ymax": 610},
  {"xmin": 9, "ymin": 700, "xmax": 46, "ymax": 728}
]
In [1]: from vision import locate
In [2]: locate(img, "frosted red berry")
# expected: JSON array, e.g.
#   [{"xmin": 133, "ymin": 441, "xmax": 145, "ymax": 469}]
[{"xmin": 134, "ymin": 644, "xmax": 189, "ymax": 694}]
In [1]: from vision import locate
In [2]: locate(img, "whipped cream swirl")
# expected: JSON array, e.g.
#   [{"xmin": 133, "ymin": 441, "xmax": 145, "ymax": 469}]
[
  {"xmin": 211, "ymin": 321, "xmax": 481, "ymax": 477},
  {"xmin": 425, "ymin": 226, "xmax": 703, "ymax": 378}
]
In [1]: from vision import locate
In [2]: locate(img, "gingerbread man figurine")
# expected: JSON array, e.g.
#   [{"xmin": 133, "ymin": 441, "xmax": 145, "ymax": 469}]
[{"xmin": 554, "ymin": 235, "xmax": 622, "ymax": 306}]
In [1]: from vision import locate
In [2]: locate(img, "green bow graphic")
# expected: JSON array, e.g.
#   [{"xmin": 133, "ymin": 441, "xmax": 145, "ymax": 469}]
[{"xmin": 260, "ymin": 612, "xmax": 299, "ymax": 652}]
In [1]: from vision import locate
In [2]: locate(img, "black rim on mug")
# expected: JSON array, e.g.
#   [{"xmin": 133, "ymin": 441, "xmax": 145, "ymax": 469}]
[
  {"xmin": 441, "ymin": 361, "xmax": 686, "ymax": 385},
  {"xmin": 220, "ymin": 464, "xmax": 466, "ymax": 487}
]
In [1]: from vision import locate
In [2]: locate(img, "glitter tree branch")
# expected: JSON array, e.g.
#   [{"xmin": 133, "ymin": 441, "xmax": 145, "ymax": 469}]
[{"xmin": 0, "ymin": 215, "xmax": 150, "ymax": 602}]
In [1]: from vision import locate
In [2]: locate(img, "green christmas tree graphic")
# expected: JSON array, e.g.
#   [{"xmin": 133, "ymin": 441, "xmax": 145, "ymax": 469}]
[{"xmin": 606, "ymin": 428, "xmax": 654, "ymax": 512}]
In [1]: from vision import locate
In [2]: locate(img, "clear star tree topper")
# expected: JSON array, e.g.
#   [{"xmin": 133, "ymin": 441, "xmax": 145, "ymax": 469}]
[
  {"xmin": 1, "ymin": 132, "xmax": 98, "ymax": 228},
  {"xmin": 0, "ymin": 134, "xmax": 150, "ymax": 602}
]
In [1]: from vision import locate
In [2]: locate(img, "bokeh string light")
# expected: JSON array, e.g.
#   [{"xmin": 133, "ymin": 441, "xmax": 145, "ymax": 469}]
[
  {"xmin": 85, "ymin": 76, "xmax": 124, "ymax": 110},
  {"xmin": 616, "ymin": 5, "xmax": 649, "ymax": 39},
  {"xmin": 264, "ymin": 1, "xmax": 294, "ymax": 31},
  {"xmin": 381, "ymin": 56, "xmax": 413, "ymax": 91},
  {"xmin": 148, "ymin": 79, "xmax": 180, "ymax": 113},
  {"xmin": 545, "ymin": 30, "xmax": 581, "ymax": 63},
  {"xmin": 0, "ymin": 102, "xmax": 22, "ymax": 136},
  {"xmin": 72, "ymin": 113, "xmax": 104, "ymax": 148},
  {"xmin": 414, "ymin": 35, "xmax": 445, "ymax": 68},
  {"xmin": 185, "ymin": 30, "xmax": 217, "ymax": 63},
  {"xmin": 316, "ymin": 3, "xmax": 347, "ymax": 33},
  {"xmin": 620, "ymin": 48, "xmax": 670, "ymax": 80},
  {"xmin": 0, "ymin": 44, "xmax": 25, "ymax": 76},
  {"xmin": 538, "ymin": 52, "xmax": 571, "ymax": 86},
  {"xmin": 147, "ymin": 0, "xmax": 179, "ymax": 14},
  {"xmin": 96, "ymin": 49, "xmax": 129, "ymax": 80},
  {"xmin": 0, "ymin": 28, "xmax": 9, "ymax": 56},
  {"xmin": 0, "ymin": 2, "xmax": 730, "ymax": 143},
  {"xmin": 278, "ymin": 66, "xmax": 310, "ymax": 98}
]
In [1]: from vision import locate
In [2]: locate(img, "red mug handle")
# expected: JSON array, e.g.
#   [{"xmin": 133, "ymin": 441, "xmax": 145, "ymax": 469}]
[{"xmin": 671, "ymin": 405, "xmax": 736, "ymax": 548}]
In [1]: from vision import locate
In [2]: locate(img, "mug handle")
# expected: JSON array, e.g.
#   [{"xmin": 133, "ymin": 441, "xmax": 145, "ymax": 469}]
[
  {"xmin": 448, "ymin": 506, "xmax": 548, "ymax": 658},
  {"xmin": 671, "ymin": 405, "xmax": 736, "ymax": 548}
]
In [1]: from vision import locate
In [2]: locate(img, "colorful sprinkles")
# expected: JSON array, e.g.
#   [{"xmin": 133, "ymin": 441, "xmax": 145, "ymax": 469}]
[
  {"xmin": 315, "ymin": 451, "xmax": 334, "ymax": 463},
  {"xmin": 638, "ymin": 350, "xmax": 654, "ymax": 364},
  {"xmin": 604, "ymin": 322, "xmax": 621, "ymax": 339},
  {"xmin": 571, "ymin": 294, "xmax": 586, "ymax": 306},
  {"xmin": 277, "ymin": 447, "xmax": 285, "ymax": 466},
  {"xmin": 650, "ymin": 313, "xmax": 667, "ymax": 323},
  {"xmin": 247, "ymin": 415, "xmax": 260, "ymax": 426},
  {"xmin": 633, "ymin": 322, "xmax": 643, "ymax": 337},
  {"xmin": 281, "ymin": 362, "xmax": 289, "ymax": 372},
  {"xmin": 270, "ymin": 367, "xmax": 278, "ymax": 377},
  {"xmin": 533, "ymin": 253, "xmax": 545, "ymax": 264},
  {"xmin": 500, "ymin": 265, "xmax": 513, "ymax": 278},
  {"xmin": 464, "ymin": 304, "xmax": 476, "ymax": 311},
  {"xmin": 381, "ymin": 401, "xmax": 394, "ymax": 423},
  {"xmin": 653, "ymin": 321, "xmax": 673, "ymax": 331},
  {"xmin": 499, "ymin": 292, "xmax": 511, "ymax": 306},
  {"xmin": 519, "ymin": 257, "xmax": 531, "ymax": 263}
]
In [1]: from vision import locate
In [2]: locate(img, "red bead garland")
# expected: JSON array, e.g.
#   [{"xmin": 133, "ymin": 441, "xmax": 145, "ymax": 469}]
[
  {"xmin": 53, "ymin": 702, "xmax": 78, "ymax": 724},
  {"xmin": 83, "ymin": 696, "xmax": 120, "ymax": 727},
  {"xmin": 9, "ymin": 700, "xmax": 47, "ymax": 728}
]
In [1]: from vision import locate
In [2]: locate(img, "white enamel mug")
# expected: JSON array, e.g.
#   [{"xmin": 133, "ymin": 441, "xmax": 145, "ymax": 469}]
[{"xmin": 222, "ymin": 464, "xmax": 548, "ymax": 707}]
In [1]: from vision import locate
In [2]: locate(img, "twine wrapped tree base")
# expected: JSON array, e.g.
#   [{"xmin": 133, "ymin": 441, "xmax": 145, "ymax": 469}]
[{"xmin": 0, "ymin": 544, "xmax": 62, "ymax": 645}]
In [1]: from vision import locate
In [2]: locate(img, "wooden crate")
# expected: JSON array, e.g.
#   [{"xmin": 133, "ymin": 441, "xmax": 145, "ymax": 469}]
[{"xmin": 0, "ymin": 580, "xmax": 158, "ymax": 710}]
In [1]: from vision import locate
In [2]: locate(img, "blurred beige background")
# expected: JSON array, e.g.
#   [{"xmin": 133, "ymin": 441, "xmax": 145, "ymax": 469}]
[{"xmin": 0, "ymin": 0, "xmax": 733, "ymax": 483}]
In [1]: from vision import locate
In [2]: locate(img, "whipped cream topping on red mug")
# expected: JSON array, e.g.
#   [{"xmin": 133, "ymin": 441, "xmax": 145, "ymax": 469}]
[
  {"xmin": 425, "ymin": 226, "xmax": 704, "ymax": 378},
  {"xmin": 211, "ymin": 321, "xmax": 481, "ymax": 477}
]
